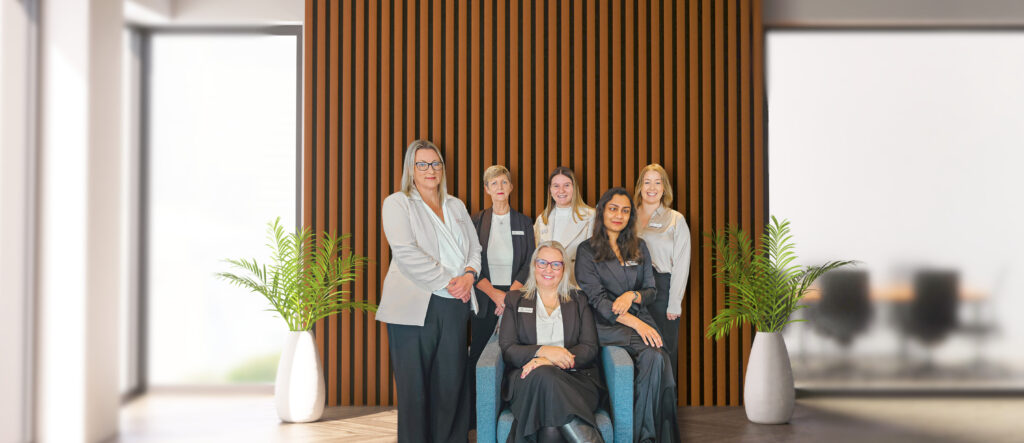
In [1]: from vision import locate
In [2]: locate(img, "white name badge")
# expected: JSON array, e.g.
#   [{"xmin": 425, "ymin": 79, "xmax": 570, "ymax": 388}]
[
  {"xmin": 540, "ymin": 228, "xmax": 549, "ymax": 234},
  {"xmin": 649, "ymin": 222, "xmax": 663, "ymax": 228},
  {"xmin": 512, "ymin": 230, "xmax": 525, "ymax": 235},
  {"xmin": 518, "ymin": 307, "xmax": 534, "ymax": 313},
  {"xmin": 624, "ymin": 261, "xmax": 640, "ymax": 267}
]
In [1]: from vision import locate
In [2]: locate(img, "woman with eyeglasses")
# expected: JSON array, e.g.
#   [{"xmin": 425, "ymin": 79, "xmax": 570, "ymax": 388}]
[
  {"xmin": 500, "ymin": 241, "xmax": 605, "ymax": 443},
  {"xmin": 466, "ymin": 165, "xmax": 535, "ymax": 425},
  {"xmin": 633, "ymin": 164, "xmax": 690, "ymax": 376},
  {"xmin": 379, "ymin": 140, "xmax": 482, "ymax": 443},
  {"xmin": 575, "ymin": 188, "xmax": 679, "ymax": 443},
  {"xmin": 534, "ymin": 167, "xmax": 594, "ymax": 268}
]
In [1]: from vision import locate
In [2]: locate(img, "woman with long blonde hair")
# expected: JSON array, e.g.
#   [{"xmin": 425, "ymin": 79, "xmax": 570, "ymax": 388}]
[
  {"xmin": 534, "ymin": 167, "xmax": 594, "ymax": 267},
  {"xmin": 633, "ymin": 163, "xmax": 690, "ymax": 377}
]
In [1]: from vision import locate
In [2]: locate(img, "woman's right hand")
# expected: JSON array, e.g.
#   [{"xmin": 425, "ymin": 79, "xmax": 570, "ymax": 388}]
[
  {"xmin": 536, "ymin": 345, "xmax": 575, "ymax": 369},
  {"xmin": 488, "ymin": 289, "xmax": 507, "ymax": 316}
]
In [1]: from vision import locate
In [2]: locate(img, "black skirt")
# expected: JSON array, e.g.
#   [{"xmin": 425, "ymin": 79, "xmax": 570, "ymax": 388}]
[{"xmin": 503, "ymin": 365, "xmax": 604, "ymax": 443}]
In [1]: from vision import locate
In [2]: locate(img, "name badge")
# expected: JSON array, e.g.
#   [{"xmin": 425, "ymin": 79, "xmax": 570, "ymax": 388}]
[
  {"xmin": 518, "ymin": 307, "xmax": 534, "ymax": 313},
  {"xmin": 540, "ymin": 228, "xmax": 548, "ymax": 234},
  {"xmin": 624, "ymin": 261, "xmax": 640, "ymax": 267},
  {"xmin": 649, "ymin": 222, "xmax": 663, "ymax": 228},
  {"xmin": 512, "ymin": 230, "xmax": 525, "ymax": 236}
]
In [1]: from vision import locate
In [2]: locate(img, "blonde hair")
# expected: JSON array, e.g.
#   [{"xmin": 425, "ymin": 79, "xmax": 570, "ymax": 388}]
[
  {"xmin": 482, "ymin": 165, "xmax": 511, "ymax": 188},
  {"xmin": 400, "ymin": 140, "xmax": 448, "ymax": 201},
  {"xmin": 633, "ymin": 163, "xmax": 674, "ymax": 207},
  {"xmin": 520, "ymin": 241, "xmax": 578, "ymax": 303},
  {"xmin": 541, "ymin": 167, "xmax": 592, "ymax": 225}
]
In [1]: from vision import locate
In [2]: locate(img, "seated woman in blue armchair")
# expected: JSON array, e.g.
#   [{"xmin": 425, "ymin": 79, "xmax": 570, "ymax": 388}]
[{"xmin": 499, "ymin": 240, "xmax": 606, "ymax": 443}]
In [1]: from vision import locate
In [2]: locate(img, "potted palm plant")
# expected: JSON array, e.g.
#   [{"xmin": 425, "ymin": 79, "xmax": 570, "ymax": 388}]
[
  {"xmin": 218, "ymin": 218, "xmax": 374, "ymax": 423},
  {"xmin": 706, "ymin": 216, "xmax": 854, "ymax": 424}
]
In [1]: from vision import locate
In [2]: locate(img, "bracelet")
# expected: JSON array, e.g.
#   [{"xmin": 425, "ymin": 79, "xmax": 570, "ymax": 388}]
[{"xmin": 632, "ymin": 291, "xmax": 641, "ymax": 302}]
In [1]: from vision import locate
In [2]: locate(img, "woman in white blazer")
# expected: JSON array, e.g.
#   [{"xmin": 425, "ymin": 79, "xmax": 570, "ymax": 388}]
[
  {"xmin": 633, "ymin": 164, "xmax": 690, "ymax": 377},
  {"xmin": 379, "ymin": 140, "xmax": 482, "ymax": 443},
  {"xmin": 534, "ymin": 167, "xmax": 594, "ymax": 267}
]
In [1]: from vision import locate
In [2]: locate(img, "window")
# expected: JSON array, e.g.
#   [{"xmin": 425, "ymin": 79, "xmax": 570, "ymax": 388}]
[
  {"xmin": 145, "ymin": 31, "xmax": 299, "ymax": 385},
  {"xmin": 769, "ymin": 31, "xmax": 1024, "ymax": 388}
]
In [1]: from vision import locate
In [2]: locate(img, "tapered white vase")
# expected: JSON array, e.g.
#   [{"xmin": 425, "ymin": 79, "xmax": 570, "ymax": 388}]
[
  {"xmin": 744, "ymin": 331, "xmax": 794, "ymax": 424},
  {"xmin": 275, "ymin": 330, "xmax": 325, "ymax": 423}
]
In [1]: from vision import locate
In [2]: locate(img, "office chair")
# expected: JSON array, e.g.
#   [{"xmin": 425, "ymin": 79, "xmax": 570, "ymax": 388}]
[{"xmin": 476, "ymin": 334, "xmax": 633, "ymax": 443}]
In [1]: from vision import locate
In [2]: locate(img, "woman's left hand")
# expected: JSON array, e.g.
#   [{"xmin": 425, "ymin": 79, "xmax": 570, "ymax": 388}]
[
  {"xmin": 520, "ymin": 357, "xmax": 554, "ymax": 378},
  {"xmin": 612, "ymin": 292, "xmax": 634, "ymax": 315},
  {"xmin": 447, "ymin": 273, "xmax": 475, "ymax": 302}
]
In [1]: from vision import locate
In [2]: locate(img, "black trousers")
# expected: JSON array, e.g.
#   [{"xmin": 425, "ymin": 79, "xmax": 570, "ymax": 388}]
[
  {"xmin": 649, "ymin": 271, "xmax": 680, "ymax": 376},
  {"xmin": 622, "ymin": 332, "xmax": 680, "ymax": 443},
  {"xmin": 387, "ymin": 295, "xmax": 472, "ymax": 443},
  {"xmin": 466, "ymin": 285, "xmax": 509, "ymax": 428}
]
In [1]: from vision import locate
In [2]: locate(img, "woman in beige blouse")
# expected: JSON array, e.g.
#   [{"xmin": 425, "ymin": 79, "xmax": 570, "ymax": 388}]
[
  {"xmin": 534, "ymin": 167, "xmax": 595, "ymax": 267},
  {"xmin": 633, "ymin": 164, "xmax": 691, "ymax": 376}
]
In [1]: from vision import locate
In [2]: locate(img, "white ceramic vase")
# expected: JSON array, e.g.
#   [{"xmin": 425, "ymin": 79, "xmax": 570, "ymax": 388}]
[
  {"xmin": 743, "ymin": 331, "xmax": 794, "ymax": 424},
  {"xmin": 275, "ymin": 330, "xmax": 325, "ymax": 423}
]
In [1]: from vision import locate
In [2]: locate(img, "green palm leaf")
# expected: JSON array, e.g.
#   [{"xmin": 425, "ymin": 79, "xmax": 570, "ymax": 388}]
[
  {"xmin": 216, "ymin": 217, "xmax": 375, "ymax": 332},
  {"xmin": 705, "ymin": 216, "xmax": 857, "ymax": 339}
]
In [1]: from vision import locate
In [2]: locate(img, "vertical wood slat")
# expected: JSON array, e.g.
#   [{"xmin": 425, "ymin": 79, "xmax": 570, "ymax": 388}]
[{"xmin": 305, "ymin": 0, "xmax": 766, "ymax": 407}]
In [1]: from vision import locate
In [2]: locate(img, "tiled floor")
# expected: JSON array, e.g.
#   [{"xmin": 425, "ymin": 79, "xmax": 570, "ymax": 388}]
[{"xmin": 118, "ymin": 392, "xmax": 1024, "ymax": 442}]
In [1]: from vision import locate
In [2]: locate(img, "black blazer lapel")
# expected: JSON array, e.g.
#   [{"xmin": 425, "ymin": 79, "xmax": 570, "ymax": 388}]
[
  {"xmin": 477, "ymin": 208, "xmax": 493, "ymax": 280},
  {"xmin": 518, "ymin": 295, "xmax": 538, "ymax": 345},
  {"xmin": 601, "ymin": 259, "xmax": 629, "ymax": 296},
  {"xmin": 510, "ymin": 211, "xmax": 528, "ymax": 277},
  {"xmin": 560, "ymin": 296, "xmax": 579, "ymax": 349}
]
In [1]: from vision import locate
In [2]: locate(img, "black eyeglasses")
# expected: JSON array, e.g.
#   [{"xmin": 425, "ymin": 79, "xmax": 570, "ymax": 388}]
[
  {"xmin": 415, "ymin": 161, "xmax": 444, "ymax": 171},
  {"xmin": 535, "ymin": 259, "xmax": 564, "ymax": 271}
]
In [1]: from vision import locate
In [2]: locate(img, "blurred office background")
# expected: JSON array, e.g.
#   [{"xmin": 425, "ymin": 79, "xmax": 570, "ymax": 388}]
[{"xmin": 769, "ymin": 31, "xmax": 1024, "ymax": 390}]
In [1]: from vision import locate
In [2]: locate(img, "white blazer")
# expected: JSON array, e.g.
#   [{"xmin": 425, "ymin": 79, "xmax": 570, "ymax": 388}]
[
  {"xmin": 378, "ymin": 190, "xmax": 482, "ymax": 326},
  {"xmin": 534, "ymin": 206, "xmax": 595, "ymax": 266}
]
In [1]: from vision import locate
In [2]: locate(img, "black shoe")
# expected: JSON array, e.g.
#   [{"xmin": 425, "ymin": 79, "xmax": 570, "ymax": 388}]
[{"xmin": 558, "ymin": 417, "xmax": 604, "ymax": 443}]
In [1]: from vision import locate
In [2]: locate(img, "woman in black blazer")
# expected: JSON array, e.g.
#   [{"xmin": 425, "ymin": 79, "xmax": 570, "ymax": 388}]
[
  {"xmin": 500, "ymin": 241, "xmax": 605, "ymax": 443},
  {"xmin": 575, "ymin": 187, "xmax": 679, "ymax": 443},
  {"xmin": 469, "ymin": 165, "xmax": 535, "ymax": 420}
]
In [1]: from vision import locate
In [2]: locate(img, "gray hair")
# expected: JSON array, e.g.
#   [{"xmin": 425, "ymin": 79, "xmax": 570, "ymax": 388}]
[
  {"xmin": 521, "ymin": 241, "xmax": 578, "ymax": 303},
  {"xmin": 400, "ymin": 140, "xmax": 448, "ymax": 201}
]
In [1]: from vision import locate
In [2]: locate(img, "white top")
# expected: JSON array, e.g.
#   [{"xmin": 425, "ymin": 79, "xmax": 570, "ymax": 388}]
[
  {"xmin": 535, "ymin": 300, "xmax": 565, "ymax": 347},
  {"xmin": 422, "ymin": 200, "xmax": 467, "ymax": 299},
  {"xmin": 551, "ymin": 206, "xmax": 574, "ymax": 245},
  {"xmin": 637, "ymin": 205, "xmax": 692, "ymax": 315},
  {"xmin": 487, "ymin": 212, "xmax": 514, "ymax": 286}
]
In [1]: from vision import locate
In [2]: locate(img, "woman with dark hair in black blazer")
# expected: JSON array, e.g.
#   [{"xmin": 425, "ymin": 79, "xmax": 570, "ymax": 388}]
[
  {"xmin": 500, "ymin": 241, "xmax": 605, "ymax": 443},
  {"xmin": 468, "ymin": 165, "xmax": 535, "ymax": 422},
  {"xmin": 575, "ymin": 187, "xmax": 679, "ymax": 443}
]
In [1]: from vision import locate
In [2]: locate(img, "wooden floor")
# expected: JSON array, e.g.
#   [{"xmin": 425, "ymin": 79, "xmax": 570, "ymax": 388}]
[{"xmin": 118, "ymin": 393, "xmax": 1024, "ymax": 442}]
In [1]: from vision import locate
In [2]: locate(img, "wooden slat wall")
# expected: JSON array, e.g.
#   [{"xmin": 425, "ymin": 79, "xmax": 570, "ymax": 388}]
[{"xmin": 304, "ymin": 0, "xmax": 765, "ymax": 407}]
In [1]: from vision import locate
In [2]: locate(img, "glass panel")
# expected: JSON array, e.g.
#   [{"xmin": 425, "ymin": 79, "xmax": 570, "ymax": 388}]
[
  {"xmin": 148, "ymin": 33, "xmax": 297, "ymax": 385},
  {"xmin": 768, "ymin": 31, "xmax": 1024, "ymax": 390}
]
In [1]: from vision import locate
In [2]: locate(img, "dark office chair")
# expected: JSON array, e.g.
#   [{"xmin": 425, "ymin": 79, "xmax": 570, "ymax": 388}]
[
  {"xmin": 809, "ymin": 270, "xmax": 873, "ymax": 348},
  {"xmin": 901, "ymin": 270, "xmax": 959, "ymax": 346}
]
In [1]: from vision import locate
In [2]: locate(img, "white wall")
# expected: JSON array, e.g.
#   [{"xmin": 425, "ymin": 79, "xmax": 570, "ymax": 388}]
[
  {"xmin": 37, "ymin": 0, "xmax": 122, "ymax": 441},
  {"xmin": 766, "ymin": 0, "xmax": 1024, "ymax": 27},
  {"xmin": 1, "ymin": 0, "xmax": 34, "ymax": 440}
]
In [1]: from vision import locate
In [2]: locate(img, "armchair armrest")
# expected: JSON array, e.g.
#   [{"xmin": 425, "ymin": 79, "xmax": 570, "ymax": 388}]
[
  {"xmin": 476, "ymin": 334, "xmax": 504, "ymax": 443},
  {"xmin": 601, "ymin": 345, "xmax": 633, "ymax": 443}
]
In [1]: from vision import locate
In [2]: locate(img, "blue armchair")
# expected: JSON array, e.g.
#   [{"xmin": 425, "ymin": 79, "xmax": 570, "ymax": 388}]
[{"xmin": 476, "ymin": 334, "xmax": 634, "ymax": 443}]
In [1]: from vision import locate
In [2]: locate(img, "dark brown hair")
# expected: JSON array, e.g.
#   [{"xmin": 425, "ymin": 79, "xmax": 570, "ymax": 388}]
[{"xmin": 589, "ymin": 187, "xmax": 642, "ymax": 263}]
